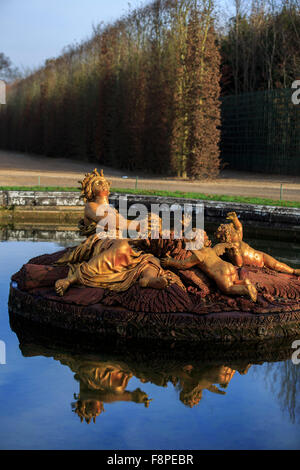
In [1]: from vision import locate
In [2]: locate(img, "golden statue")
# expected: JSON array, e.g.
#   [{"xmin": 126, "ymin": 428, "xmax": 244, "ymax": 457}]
[
  {"xmin": 161, "ymin": 231, "xmax": 258, "ymax": 302},
  {"xmin": 15, "ymin": 332, "xmax": 254, "ymax": 418},
  {"xmin": 55, "ymin": 170, "xmax": 297, "ymax": 303},
  {"xmin": 78, "ymin": 168, "xmax": 161, "ymax": 239},
  {"xmin": 60, "ymin": 353, "xmax": 248, "ymax": 416},
  {"xmin": 78, "ymin": 168, "xmax": 127, "ymax": 238},
  {"xmin": 216, "ymin": 212, "xmax": 300, "ymax": 276},
  {"xmin": 68, "ymin": 360, "xmax": 151, "ymax": 424},
  {"xmin": 55, "ymin": 237, "xmax": 183, "ymax": 296},
  {"xmin": 55, "ymin": 169, "xmax": 183, "ymax": 296},
  {"xmin": 70, "ymin": 360, "xmax": 239, "ymax": 418}
]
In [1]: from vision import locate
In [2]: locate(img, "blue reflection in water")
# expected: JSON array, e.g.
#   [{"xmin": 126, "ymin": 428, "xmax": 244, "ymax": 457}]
[{"xmin": 0, "ymin": 239, "xmax": 299, "ymax": 450}]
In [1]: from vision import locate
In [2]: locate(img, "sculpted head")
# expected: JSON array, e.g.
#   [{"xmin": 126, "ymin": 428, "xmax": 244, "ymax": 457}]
[
  {"xmin": 215, "ymin": 223, "xmax": 237, "ymax": 243},
  {"xmin": 180, "ymin": 388, "xmax": 203, "ymax": 408},
  {"xmin": 73, "ymin": 398, "xmax": 104, "ymax": 424},
  {"xmin": 79, "ymin": 169, "xmax": 111, "ymax": 202}
]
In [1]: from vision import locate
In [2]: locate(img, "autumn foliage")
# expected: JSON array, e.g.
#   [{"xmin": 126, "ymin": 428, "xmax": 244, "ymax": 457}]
[{"xmin": 0, "ymin": 0, "xmax": 221, "ymax": 179}]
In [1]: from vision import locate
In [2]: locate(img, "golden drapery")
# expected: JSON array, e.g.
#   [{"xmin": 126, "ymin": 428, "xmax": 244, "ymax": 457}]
[
  {"xmin": 56, "ymin": 235, "xmax": 164, "ymax": 293},
  {"xmin": 78, "ymin": 219, "xmax": 97, "ymax": 238},
  {"xmin": 58, "ymin": 356, "xmax": 132, "ymax": 392}
]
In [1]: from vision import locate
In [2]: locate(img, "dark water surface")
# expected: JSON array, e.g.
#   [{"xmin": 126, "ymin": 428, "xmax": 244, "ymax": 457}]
[{"xmin": 0, "ymin": 235, "xmax": 300, "ymax": 450}]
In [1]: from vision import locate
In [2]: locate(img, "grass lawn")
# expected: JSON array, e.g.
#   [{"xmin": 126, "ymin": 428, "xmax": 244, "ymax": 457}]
[{"xmin": 0, "ymin": 186, "xmax": 299, "ymax": 208}]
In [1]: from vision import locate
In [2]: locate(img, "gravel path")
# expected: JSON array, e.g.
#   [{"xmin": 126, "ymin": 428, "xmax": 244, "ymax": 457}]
[{"xmin": 0, "ymin": 150, "xmax": 299, "ymax": 201}]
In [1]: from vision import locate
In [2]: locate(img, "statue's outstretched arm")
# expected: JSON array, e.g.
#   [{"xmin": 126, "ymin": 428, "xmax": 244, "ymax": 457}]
[
  {"xmin": 226, "ymin": 212, "xmax": 243, "ymax": 240},
  {"xmin": 161, "ymin": 254, "xmax": 199, "ymax": 271},
  {"xmin": 230, "ymin": 248, "xmax": 244, "ymax": 268},
  {"xmin": 85, "ymin": 202, "xmax": 108, "ymax": 223},
  {"xmin": 85, "ymin": 203, "xmax": 130, "ymax": 232},
  {"xmin": 206, "ymin": 385, "xmax": 226, "ymax": 395},
  {"xmin": 213, "ymin": 243, "xmax": 231, "ymax": 257},
  {"xmin": 213, "ymin": 243, "xmax": 243, "ymax": 267}
]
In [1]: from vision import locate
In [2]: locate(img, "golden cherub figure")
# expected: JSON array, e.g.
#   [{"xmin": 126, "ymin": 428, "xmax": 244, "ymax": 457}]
[
  {"xmin": 78, "ymin": 168, "xmax": 127, "ymax": 236},
  {"xmin": 161, "ymin": 231, "xmax": 257, "ymax": 302},
  {"xmin": 78, "ymin": 168, "xmax": 161, "ymax": 239},
  {"xmin": 216, "ymin": 212, "xmax": 300, "ymax": 276}
]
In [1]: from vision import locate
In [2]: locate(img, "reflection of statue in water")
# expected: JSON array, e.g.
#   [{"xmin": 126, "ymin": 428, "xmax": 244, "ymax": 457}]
[
  {"xmin": 138, "ymin": 362, "xmax": 251, "ymax": 408},
  {"xmin": 12, "ymin": 306, "xmax": 299, "ymax": 425},
  {"xmin": 55, "ymin": 169, "xmax": 184, "ymax": 296},
  {"xmin": 66, "ymin": 358, "xmax": 251, "ymax": 418},
  {"xmin": 216, "ymin": 212, "xmax": 300, "ymax": 276},
  {"xmin": 162, "ymin": 231, "xmax": 258, "ymax": 302},
  {"xmin": 65, "ymin": 359, "xmax": 152, "ymax": 424},
  {"xmin": 13, "ymin": 329, "xmax": 256, "ymax": 421},
  {"xmin": 178, "ymin": 365, "xmax": 237, "ymax": 408}
]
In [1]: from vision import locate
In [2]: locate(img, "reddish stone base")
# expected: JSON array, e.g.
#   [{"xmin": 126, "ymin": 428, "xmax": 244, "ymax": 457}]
[{"xmin": 9, "ymin": 248, "xmax": 300, "ymax": 343}]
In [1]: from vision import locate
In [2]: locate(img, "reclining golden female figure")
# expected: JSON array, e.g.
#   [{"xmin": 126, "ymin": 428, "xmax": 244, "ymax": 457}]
[
  {"xmin": 216, "ymin": 212, "xmax": 300, "ymax": 276},
  {"xmin": 78, "ymin": 168, "xmax": 159, "ymax": 238},
  {"xmin": 55, "ymin": 238, "xmax": 182, "ymax": 296},
  {"xmin": 161, "ymin": 231, "xmax": 257, "ymax": 302},
  {"xmin": 78, "ymin": 168, "xmax": 129, "ymax": 238},
  {"xmin": 55, "ymin": 169, "xmax": 182, "ymax": 296}
]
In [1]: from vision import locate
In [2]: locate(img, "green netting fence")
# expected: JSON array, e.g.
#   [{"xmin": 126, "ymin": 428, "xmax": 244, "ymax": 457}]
[{"xmin": 221, "ymin": 89, "xmax": 300, "ymax": 176}]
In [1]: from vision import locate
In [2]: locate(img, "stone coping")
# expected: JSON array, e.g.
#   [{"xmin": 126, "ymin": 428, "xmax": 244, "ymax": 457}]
[{"xmin": 0, "ymin": 190, "xmax": 299, "ymax": 229}]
